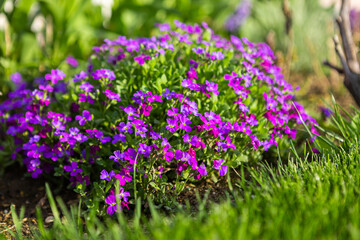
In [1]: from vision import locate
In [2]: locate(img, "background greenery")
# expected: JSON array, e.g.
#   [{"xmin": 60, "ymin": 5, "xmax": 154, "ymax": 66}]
[{"xmin": 0, "ymin": 0, "xmax": 335, "ymax": 94}]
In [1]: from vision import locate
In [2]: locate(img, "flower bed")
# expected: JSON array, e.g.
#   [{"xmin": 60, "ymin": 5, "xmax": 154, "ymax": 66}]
[{"xmin": 0, "ymin": 20, "xmax": 317, "ymax": 215}]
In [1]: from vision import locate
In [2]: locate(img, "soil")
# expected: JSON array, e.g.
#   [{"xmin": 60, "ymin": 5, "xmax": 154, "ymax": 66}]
[{"xmin": 0, "ymin": 166, "xmax": 80, "ymax": 239}]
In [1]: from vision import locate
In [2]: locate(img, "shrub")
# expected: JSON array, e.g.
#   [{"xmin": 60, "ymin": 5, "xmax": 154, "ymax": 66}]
[{"xmin": 0, "ymin": 20, "xmax": 317, "ymax": 215}]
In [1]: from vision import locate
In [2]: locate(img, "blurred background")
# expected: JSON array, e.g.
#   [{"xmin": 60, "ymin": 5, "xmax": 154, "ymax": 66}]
[{"xmin": 1, "ymin": 0, "xmax": 359, "ymax": 115}]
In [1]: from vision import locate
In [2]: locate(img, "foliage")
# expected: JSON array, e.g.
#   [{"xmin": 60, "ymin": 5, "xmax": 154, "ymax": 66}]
[
  {"xmin": 0, "ymin": 21, "xmax": 316, "ymax": 214},
  {"xmin": 0, "ymin": 0, "xmax": 241, "ymax": 95},
  {"xmin": 0, "ymin": 0, "xmax": 337, "ymax": 97},
  {"xmin": 240, "ymin": 0, "xmax": 334, "ymax": 73}
]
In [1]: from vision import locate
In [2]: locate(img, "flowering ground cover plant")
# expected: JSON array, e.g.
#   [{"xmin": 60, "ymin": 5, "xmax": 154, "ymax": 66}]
[{"xmin": 0, "ymin": 20, "xmax": 318, "ymax": 215}]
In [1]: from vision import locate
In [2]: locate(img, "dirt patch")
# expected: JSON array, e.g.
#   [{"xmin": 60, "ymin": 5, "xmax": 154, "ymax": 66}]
[{"xmin": 0, "ymin": 166, "xmax": 79, "ymax": 238}]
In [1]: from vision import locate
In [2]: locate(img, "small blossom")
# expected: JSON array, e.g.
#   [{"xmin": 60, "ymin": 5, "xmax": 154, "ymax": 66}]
[
  {"xmin": 66, "ymin": 55, "xmax": 78, "ymax": 67},
  {"xmin": 91, "ymin": 69, "xmax": 115, "ymax": 80},
  {"xmin": 110, "ymin": 150, "xmax": 125, "ymax": 163},
  {"xmin": 64, "ymin": 162, "xmax": 83, "ymax": 177},
  {"xmin": 214, "ymin": 159, "xmax": 227, "ymax": 176},
  {"xmin": 75, "ymin": 110, "xmax": 92, "ymax": 125},
  {"xmin": 100, "ymin": 169, "xmax": 115, "ymax": 181},
  {"xmin": 45, "ymin": 69, "xmax": 66, "ymax": 84}
]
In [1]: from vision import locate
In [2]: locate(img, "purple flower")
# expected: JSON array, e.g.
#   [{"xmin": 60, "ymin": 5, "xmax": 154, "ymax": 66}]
[
  {"xmin": 66, "ymin": 55, "xmax": 78, "ymax": 67},
  {"xmin": 75, "ymin": 110, "xmax": 92, "ymax": 125},
  {"xmin": 210, "ymin": 51, "xmax": 225, "ymax": 60},
  {"xmin": 134, "ymin": 54, "xmax": 151, "ymax": 65},
  {"xmin": 91, "ymin": 69, "xmax": 115, "ymax": 81},
  {"xmin": 161, "ymin": 138, "xmax": 172, "ymax": 152},
  {"xmin": 138, "ymin": 142, "xmax": 151, "ymax": 157},
  {"xmin": 112, "ymin": 134, "xmax": 126, "ymax": 144},
  {"xmin": 175, "ymin": 149, "xmax": 183, "ymax": 159},
  {"xmin": 79, "ymin": 82, "xmax": 94, "ymax": 92},
  {"xmin": 155, "ymin": 23, "xmax": 171, "ymax": 32},
  {"xmin": 26, "ymin": 144, "xmax": 47, "ymax": 159},
  {"xmin": 118, "ymin": 187, "xmax": 130, "ymax": 202},
  {"xmin": 73, "ymin": 71, "xmax": 87, "ymax": 82},
  {"xmin": 320, "ymin": 106, "xmax": 333, "ymax": 118},
  {"xmin": 193, "ymin": 162, "xmax": 207, "ymax": 176},
  {"xmin": 95, "ymin": 130, "xmax": 111, "ymax": 143},
  {"xmin": 181, "ymin": 78, "xmax": 193, "ymax": 89},
  {"xmin": 123, "ymin": 105, "xmax": 139, "ymax": 120},
  {"xmin": 103, "ymin": 89, "xmax": 121, "ymax": 101},
  {"xmin": 135, "ymin": 124, "xmax": 148, "ymax": 138},
  {"xmin": 205, "ymin": 80, "xmax": 219, "ymax": 95},
  {"xmin": 118, "ymin": 122, "xmax": 133, "ymax": 134},
  {"xmin": 146, "ymin": 92, "xmax": 163, "ymax": 103},
  {"xmin": 162, "ymin": 88, "xmax": 178, "ymax": 100},
  {"xmin": 225, "ymin": 0, "xmax": 252, "ymax": 33},
  {"xmin": 263, "ymin": 93, "xmax": 277, "ymax": 111},
  {"xmin": 100, "ymin": 169, "xmax": 115, "ymax": 181},
  {"xmin": 166, "ymin": 118, "xmax": 178, "ymax": 133},
  {"xmin": 124, "ymin": 148, "xmax": 137, "ymax": 165},
  {"xmin": 183, "ymin": 134, "xmax": 190, "ymax": 143},
  {"xmin": 181, "ymin": 152, "xmax": 193, "ymax": 164},
  {"xmin": 192, "ymin": 47, "xmax": 204, "ymax": 55},
  {"xmin": 167, "ymin": 107, "xmax": 179, "ymax": 119},
  {"xmin": 179, "ymin": 115, "xmax": 192, "ymax": 132},
  {"xmin": 105, "ymin": 192, "xmax": 119, "ymax": 215},
  {"xmin": 78, "ymin": 93, "xmax": 95, "ymax": 104},
  {"xmin": 10, "ymin": 72, "xmax": 23, "ymax": 85},
  {"xmin": 239, "ymin": 122, "xmax": 251, "ymax": 136},
  {"xmin": 110, "ymin": 150, "xmax": 125, "ymax": 163},
  {"xmin": 115, "ymin": 170, "xmax": 132, "ymax": 186},
  {"xmin": 190, "ymin": 135, "xmax": 206, "ymax": 149},
  {"xmin": 51, "ymin": 119, "xmax": 66, "ymax": 131},
  {"xmin": 149, "ymin": 129, "xmax": 161, "ymax": 140},
  {"xmin": 39, "ymin": 84, "xmax": 54, "ymax": 92},
  {"xmin": 238, "ymin": 102, "xmax": 249, "ymax": 113},
  {"xmin": 64, "ymin": 162, "xmax": 83, "ymax": 177},
  {"xmin": 164, "ymin": 150, "xmax": 174, "ymax": 162},
  {"xmin": 74, "ymin": 133, "xmax": 88, "ymax": 143},
  {"xmin": 214, "ymin": 159, "xmax": 227, "ymax": 176},
  {"xmin": 187, "ymin": 69, "xmax": 198, "ymax": 79},
  {"xmin": 246, "ymin": 114, "xmax": 258, "ymax": 126},
  {"xmin": 132, "ymin": 90, "xmax": 146, "ymax": 104},
  {"xmin": 45, "ymin": 69, "xmax": 66, "ymax": 84}
]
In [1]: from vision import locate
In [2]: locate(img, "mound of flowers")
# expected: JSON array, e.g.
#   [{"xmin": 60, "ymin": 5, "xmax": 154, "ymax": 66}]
[{"xmin": 0, "ymin": 20, "xmax": 317, "ymax": 215}]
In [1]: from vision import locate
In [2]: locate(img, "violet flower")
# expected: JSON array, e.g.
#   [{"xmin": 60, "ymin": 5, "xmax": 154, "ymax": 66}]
[
  {"xmin": 110, "ymin": 150, "xmax": 125, "ymax": 163},
  {"xmin": 64, "ymin": 162, "xmax": 83, "ymax": 177},
  {"xmin": 105, "ymin": 192, "xmax": 119, "ymax": 215},
  {"xmin": 115, "ymin": 170, "xmax": 132, "ymax": 186},
  {"xmin": 214, "ymin": 159, "xmax": 228, "ymax": 176},
  {"xmin": 166, "ymin": 118, "xmax": 178, "ymax": 133},
  {"xmin": 75, "ymin": 110, "xmax": 92, "ymax": 125},
  {"xmin": 100, "ymin": 169, "xmax": 115, "ymax": 181},
  {"xmin": 91, "ymin": 69, "xmax": 115, "ymax": 80},
  {"xmin": 138, "ymin": 142, "xmax": 151, "ymax": 157},
  {"xmin": 73, "ymin": 71, "xmax": 87, "ymax": 82},
  {"xmin": 118, "ymin": 187, "xmax": 130, "ymax": 202},
  {"xmin": 66, "ymin": 55, "xmax": 78, "ymax": 67},
  {"xmin": 45, "ymin": 69, "xmax": 66, "ymax": 84},
  {"xmin": 79, "ymin": 82, "xmax": 94, "ymax": 92}
]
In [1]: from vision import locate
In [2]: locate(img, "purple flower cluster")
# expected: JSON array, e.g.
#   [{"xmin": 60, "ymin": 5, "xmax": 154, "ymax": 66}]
[
  {"xmin": 0, "ymin": 20, "xmax": 318, "ymax": 215},
  {"xmin": 350, "ymin": 9, "xmax": 360, "ymax": 32},
  {"xmin": 225, "ymin": 0, "xmax": 252, "ymax": 33}
]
